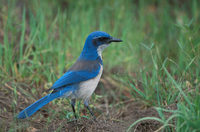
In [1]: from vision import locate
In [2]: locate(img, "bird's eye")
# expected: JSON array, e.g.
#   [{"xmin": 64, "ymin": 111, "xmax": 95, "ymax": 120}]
[{"xmin": 98, "ymin": 37, "xmax": 108, "ymax": 41}]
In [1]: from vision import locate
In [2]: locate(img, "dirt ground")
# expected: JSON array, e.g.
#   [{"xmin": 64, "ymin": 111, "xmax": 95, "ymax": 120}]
[
  {"xmin": 0, "ymin": 76, "xmax": 174, "ymax": 132},
  {"xmin": 62, "ymin": 102, "xmax": 163, "ymax": 132},
  {"xmin": 1, "ymin": 101, "xmax": 162, "ymax": 132}
]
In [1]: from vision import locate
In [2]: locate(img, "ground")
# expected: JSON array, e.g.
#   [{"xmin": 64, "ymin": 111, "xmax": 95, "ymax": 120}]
[{"xmin": 0, "ymin": 75, "xmax": 175, "ymax": 132}]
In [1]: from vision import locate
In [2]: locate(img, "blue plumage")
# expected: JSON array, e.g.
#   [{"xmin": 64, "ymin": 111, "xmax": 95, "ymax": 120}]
[
  {"xmin": 17, "ymin": 31, "xmax": 122, "ymax": 119},
  {"xmin": 18, "ymin": 86, "xmax": 74, "ymax": 119},
  {"xmin": 51, "ymin": 59, "xmax": 101, "ymax": 90}
]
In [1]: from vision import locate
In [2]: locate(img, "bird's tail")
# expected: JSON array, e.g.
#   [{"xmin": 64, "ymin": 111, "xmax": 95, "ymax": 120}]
[{"xmin": 17, "ymin": 87, "xmax": 73, "ymax": 119}]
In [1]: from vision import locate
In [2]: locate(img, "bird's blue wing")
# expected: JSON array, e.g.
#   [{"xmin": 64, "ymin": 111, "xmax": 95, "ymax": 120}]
[
  {"xmin": 51, "ymin": 70, "xmax": 100, "ymax": 89},
  {"xmin": 51, "ymin": 59, "xmax": 101, "ymax": 90}
]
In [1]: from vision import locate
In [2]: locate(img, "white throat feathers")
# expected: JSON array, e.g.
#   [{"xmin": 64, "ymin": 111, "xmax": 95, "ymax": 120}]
[{"xmin": 97, "ymin": 44, "xmax": 109, "ymax": 58}]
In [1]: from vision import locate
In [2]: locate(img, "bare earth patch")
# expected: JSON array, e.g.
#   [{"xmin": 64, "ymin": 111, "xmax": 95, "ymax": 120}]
[
  {"xmin": 0, "ymin": 78, "xmax": 172, "ymax": 132},
  {"xmin": 1, "ymin": 99, "xmax": 162, "ymax": 132}
]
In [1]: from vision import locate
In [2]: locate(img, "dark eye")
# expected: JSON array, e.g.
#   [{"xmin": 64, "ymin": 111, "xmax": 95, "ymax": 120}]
[{"xmin": 98, "ymin": 37, "xmax": 108, "ymax": 41}]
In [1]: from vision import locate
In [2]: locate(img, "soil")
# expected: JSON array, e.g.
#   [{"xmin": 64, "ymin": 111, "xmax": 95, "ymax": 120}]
[
  {"xmin": 0, "ymin": 76, "xmax": 174, "ymax": 132},
  {"xmin": 1, "ymin": 102, "xmax": 162, "ymax": 132}
]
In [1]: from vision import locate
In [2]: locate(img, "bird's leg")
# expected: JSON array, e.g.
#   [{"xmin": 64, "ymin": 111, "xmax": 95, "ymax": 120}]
[
  {"xmin": 84, "ymin": 100, "xmax": 96, "ymax": 121},
  {"xmin": 71, "ymin": 99, "xmax": 77, "ymax": 120}
]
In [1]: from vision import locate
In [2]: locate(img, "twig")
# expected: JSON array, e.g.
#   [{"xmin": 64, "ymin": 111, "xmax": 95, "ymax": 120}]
[
  {"xmin": 114, "ymin": 98, "xmax": 135, "ymax": 107},
  {"xmin": 5, "ymin": 83, "xmax": 21, "ymax": 96},
  {"xmin": 154, "ymin": 124, "xmax": 175, "ymax": 132},
  {"xmin": 0, "ymin": 114, "xmax": 9, "ymax": 119}
]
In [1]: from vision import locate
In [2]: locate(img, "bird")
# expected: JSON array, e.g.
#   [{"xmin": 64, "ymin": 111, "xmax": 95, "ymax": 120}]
[{"xmin": 17, "ymin": 31, "xmax": 122, "ymax": 119}]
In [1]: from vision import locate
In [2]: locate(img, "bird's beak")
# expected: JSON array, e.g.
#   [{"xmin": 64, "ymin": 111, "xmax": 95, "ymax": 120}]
[{"xmin": 108, "ymin": 37, "xmax": 123, "ymax": 43}]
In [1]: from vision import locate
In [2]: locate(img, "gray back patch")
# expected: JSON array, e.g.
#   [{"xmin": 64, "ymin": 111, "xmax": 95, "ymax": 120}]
[{"xmin": 69, "ymin": 59, "xmax": 100, "ymax": 72}]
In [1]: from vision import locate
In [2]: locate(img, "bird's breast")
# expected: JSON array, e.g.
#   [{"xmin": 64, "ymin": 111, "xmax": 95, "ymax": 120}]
[{"xmin": 74, "ymin": 65, "xmax": 103, "ymax": 99}]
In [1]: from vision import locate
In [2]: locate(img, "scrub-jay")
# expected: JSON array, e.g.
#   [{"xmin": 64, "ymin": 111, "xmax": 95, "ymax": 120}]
[{"xmin": 17, "ymin": 31, "xmax": 122, "ymax": 119}]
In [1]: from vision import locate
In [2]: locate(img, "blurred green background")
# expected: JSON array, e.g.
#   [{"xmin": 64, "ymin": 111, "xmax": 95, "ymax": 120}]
[{"xmin": 0, "ymin": 0, "xmax": 200, "ymax": 131}]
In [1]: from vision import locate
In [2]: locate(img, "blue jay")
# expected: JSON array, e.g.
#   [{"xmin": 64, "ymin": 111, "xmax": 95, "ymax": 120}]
[{"xmin": 17, "ymin": 31, "xmax": 122, "ymax": 119}]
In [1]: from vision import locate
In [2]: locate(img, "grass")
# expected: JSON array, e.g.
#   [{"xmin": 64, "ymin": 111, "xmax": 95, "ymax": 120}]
[{"xmin": 0, "ymin": 0, "xmax": 200, "ymax": 131}]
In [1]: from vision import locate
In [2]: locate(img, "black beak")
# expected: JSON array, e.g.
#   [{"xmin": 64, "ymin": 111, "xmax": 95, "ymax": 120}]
[{"xmin": 108, "ymin": 37, "xmax": 123, "ymax": 43}]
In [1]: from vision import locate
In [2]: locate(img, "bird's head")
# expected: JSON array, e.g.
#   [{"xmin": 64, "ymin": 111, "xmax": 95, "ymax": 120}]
[{"xmin": 80, "ymin": 31, "xmax": 122, "ymax": 60}]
